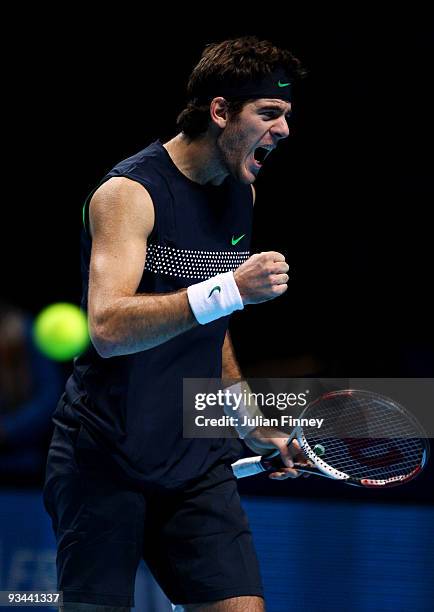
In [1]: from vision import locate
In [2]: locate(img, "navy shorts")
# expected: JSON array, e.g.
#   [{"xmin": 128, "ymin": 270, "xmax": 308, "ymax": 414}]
[{"xmin": 43, "ymin": 424, "xmax": 263, "ymax": 607}]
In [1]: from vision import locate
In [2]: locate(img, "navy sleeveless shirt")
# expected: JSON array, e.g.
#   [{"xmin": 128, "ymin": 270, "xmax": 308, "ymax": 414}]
[{"xmin": 56, "ymin": 141, "xmax": 254, "ymax": 489}]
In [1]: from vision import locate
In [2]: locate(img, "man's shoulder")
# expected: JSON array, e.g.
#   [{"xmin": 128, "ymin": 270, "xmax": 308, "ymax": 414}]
[
  {"xmin": 98, "ymin": 140, "xmax": 171, "ymax": 200},
  {"xmin": 94, "ymin": 176, "xmax": 150, "ymax": 200},
  {"xmin": 109, "ymin": 140, "xmax": 163, "ymax": 176}
]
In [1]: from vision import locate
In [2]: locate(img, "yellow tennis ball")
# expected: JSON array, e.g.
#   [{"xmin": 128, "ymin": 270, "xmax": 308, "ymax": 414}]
[{"xmin": 33, "ymin": 303, "xmax": 90, "ymax": 361}]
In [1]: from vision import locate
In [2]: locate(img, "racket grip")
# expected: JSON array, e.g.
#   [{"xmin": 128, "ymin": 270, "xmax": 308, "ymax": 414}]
[
  {"xmin": 231, "ymin": 456, "xmax": 267, "ymax": 478},
  {"xmin": 232, "ymin": 455, "xmax": 315, "ymax": 479}
]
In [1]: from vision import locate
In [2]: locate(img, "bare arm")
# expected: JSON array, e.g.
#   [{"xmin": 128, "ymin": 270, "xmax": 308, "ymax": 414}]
[
  {"xmin": 222, "ymin": 331, "xmax": 243, "ymax": 381},
  {"xmin": 88, "ymin": 177, "xmax": 198, "ymax": 357},
  {"xmin": 221, "ymin": 328, "xmax": 307, "ymax": 480}
]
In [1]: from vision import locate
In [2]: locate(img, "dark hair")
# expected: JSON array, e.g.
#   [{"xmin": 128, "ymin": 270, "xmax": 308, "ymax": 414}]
[{"xmin": 177, "ymin": 36, "xmax": 305, "ymax": 139}]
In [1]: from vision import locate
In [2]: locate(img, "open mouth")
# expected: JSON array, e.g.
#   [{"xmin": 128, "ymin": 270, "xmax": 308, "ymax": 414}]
[{"xmin": 253, "ymin": 146, "xmax": 273, "ymax": 165}]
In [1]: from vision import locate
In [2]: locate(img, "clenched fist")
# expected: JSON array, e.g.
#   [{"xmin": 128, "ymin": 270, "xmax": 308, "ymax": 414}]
[{"xmin": 233, "ymin": 251, "xmax": 289, "ymax": 305}]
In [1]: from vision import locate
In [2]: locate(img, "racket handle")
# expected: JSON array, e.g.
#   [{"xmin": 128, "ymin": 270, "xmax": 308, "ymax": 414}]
[
  {"xmin": 231, "ymin": 455, "xmax": 316, "ymax": 479},
  {"xmin": 231, "ymin": 456, "xmax": 267, "ymax": 478}
]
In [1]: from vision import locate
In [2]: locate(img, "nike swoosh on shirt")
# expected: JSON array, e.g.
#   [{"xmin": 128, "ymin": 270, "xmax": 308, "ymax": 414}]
[{"xmin": 231, "ymin": 234, "xmax": 246, "ymax": 246}]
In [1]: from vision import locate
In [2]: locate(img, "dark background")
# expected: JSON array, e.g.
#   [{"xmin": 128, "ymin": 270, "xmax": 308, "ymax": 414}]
[{"xmin": 3, "ymin": 11, "xmax": 433, "ymax": 501}]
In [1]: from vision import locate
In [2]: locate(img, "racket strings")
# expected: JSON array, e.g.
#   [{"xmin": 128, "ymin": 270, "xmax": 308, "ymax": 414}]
[
  {"xmin": 306, "ymin": 437, "xmax": 422, "ymax": 479},
  {"xmin": 302, "ymin": 392, "xmax": 427, "ymax": 480},
  {"xmin": 305, "ymin": 395, "xmax": 419, "ymax": 437}
]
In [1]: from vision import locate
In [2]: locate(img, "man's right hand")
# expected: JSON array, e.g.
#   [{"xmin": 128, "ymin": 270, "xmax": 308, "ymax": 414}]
[{"xmin": 233, "ymin": 251, "xmax": 289, "ymax": 305}]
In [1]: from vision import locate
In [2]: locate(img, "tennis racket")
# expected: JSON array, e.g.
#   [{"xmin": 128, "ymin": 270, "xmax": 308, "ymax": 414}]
[{"xmin": 231, "ymin": 389, "xmax": 430, "ymax": 488}]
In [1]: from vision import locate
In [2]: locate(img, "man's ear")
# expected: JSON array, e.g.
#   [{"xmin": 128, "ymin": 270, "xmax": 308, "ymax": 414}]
[{"xmin": 210, "ymin": 97, "xmax": 229, "ymax": 129}]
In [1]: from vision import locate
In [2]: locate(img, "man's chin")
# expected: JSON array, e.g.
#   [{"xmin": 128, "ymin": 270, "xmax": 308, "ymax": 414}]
[
  {"xmin": 246, "ymin": 171, "xmax": 258, "ymax": 185},
  {"xmin": 237, "ymin": 165, "xmax": 258, "ymax": 185},
  {"xmin": 228, "ymin": 161, "xmax": 258, "ymax": 184},
  {"xmin": 240, "ymin": 175, "xmax": 256, "ymax": 185}
]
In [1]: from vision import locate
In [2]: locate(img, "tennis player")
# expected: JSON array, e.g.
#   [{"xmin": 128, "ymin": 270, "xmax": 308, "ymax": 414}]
[{"xmin": 44, "ymin": 36, "xmax": 306, "ymax": 611}]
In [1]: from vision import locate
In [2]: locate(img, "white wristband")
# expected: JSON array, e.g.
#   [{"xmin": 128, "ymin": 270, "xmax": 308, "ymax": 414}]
[
  {"xmin": 223, "ymin": 382, "xmax": 263, "ymax": 439},
  {"xmin": 187, "ymin": 271, "xmax": 244, "ymax": 325}
]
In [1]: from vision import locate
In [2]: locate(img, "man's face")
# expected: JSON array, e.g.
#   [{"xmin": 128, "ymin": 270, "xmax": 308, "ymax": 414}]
[{"xmin": 217, "ymin": 98, "xmax": 291, "ymax": 184}]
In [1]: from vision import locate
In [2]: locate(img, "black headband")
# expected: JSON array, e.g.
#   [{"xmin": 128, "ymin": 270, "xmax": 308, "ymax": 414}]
[{"xmin": 195, "ymin": 68, "xmax": 292, "ymax": 103}]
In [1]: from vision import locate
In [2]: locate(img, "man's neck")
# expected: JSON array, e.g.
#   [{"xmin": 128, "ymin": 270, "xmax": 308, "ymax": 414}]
[{"xmin": 163, "ymin": 133, "xmax": 227, "ymax": 186}]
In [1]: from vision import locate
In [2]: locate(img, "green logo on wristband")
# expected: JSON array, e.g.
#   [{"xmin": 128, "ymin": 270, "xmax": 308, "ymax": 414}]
[{"xmin": 208, "ymin": 286, "xmax": 221, "ymax": 298}]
